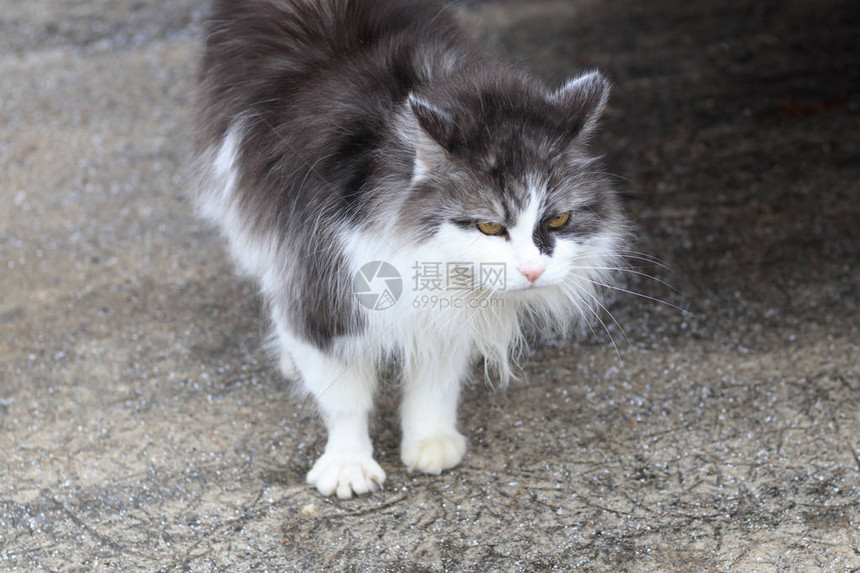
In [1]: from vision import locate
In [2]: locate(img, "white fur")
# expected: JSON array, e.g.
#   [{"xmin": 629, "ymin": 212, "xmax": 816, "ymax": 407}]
[
  {"xmin": 274, "ymin": 315, "xmax": 385, "ymax": 498},
  {"xmin": 198, "ymin": 125, "xmax": 297, "ymax": 375},
  {"xmin": 199, "ymin": 128, "xmax": 622, "ymax": 498},
  {"xmin": 197, "ymin": 124, "xmax": 275, "ymax": 279}
]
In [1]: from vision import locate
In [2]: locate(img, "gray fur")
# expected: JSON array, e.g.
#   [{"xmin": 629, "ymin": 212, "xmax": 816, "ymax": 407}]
[{"xmin": 195, "ymin": 0, "xmax": 622, "ymax": 348}]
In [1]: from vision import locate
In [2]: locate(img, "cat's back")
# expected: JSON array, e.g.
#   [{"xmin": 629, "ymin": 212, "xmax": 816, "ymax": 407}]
[
  {"xmin": 193, "ymin": 0, "xmax": 472, "ymax": 280},
  {"xmin": 197, "ymin": 0, "xmax": 462, "ymax": 145},
  {"xmin": 205, "ymin": 0, "xmax": 447, "ymax": 58}
]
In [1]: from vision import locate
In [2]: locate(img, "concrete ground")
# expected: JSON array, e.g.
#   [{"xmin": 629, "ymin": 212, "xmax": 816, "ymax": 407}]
[{"xmin": 1, "ymin": 0, "xmax": 858, "ymax": 570}]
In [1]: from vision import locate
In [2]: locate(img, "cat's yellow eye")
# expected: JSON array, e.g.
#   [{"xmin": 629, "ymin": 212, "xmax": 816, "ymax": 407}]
[
  {"xmin": 477, "ymin": 221, "xmax": 505, "ymax": 236},
  {"xmin": 546, "ymin": 212, "xmax": 570, "ymax": 229}
]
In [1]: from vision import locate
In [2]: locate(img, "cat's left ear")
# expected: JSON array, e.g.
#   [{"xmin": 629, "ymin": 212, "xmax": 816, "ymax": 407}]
[
  {"xmin": 548, "ymin": 70, "xmax": 610, "ymax": 142},
  {"xmin": 406, "ymin": 94, "xmax": 455, "ymax": 182}
]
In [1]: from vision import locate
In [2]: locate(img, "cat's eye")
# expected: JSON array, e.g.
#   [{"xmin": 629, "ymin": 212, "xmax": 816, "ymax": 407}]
[
  {"xmin": 477, "ymin": 221, "xmax": 505, "ymax": 236},
  {"xmin": 546, "ymin": 212, "xmax": 570, "ymax": 229}
]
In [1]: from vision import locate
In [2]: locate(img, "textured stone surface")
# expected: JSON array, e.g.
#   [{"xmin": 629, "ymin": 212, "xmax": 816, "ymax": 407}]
[{"xmin": 1, "ymin": 0, "xmax": 858, "ymax": 570}]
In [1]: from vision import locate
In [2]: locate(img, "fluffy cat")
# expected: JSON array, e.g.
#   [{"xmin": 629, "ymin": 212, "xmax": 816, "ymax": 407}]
[{"xmin": 195, "ymin": 0, "xmax": 627, "ymax": 498}]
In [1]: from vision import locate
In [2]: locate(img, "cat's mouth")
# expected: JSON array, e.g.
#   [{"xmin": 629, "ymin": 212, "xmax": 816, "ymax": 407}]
[{"xmin": 504, "ymin": 280, "xmax": 552, "ymax": 293}]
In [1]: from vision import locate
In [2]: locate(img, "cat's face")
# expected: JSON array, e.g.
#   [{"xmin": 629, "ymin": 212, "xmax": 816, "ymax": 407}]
[
  {"xmin": 397, "ymin": 71, "xmax": 622, "ymax": 296},
  {"xmin": 415, "ymin": 173, "xmax": 619, "ymax": 295}
]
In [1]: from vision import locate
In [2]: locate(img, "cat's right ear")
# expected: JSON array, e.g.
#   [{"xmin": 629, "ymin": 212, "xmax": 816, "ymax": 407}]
[
  {"xmin": 406, "ymin": 94, "xmax": 454, "ymax": 182},
  {"xmin": 548, "ymin": 70, "xmax": 611, "ymax": 143}
]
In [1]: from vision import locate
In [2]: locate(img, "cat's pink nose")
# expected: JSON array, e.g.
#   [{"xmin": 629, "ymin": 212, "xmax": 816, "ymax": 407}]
[{"xmin": 519, "ymin": 265, "xmax": 546, "ymax": 283}]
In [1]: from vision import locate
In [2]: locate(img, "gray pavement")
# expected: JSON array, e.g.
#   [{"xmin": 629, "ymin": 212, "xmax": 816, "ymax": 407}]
[{"xmin": 1, "ymin": 0, "xmax": 858, "ymax": 570}]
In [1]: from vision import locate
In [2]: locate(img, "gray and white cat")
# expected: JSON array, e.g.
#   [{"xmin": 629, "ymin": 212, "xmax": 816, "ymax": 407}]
[{"xmin": 194, "ymin": 0, "xmax": 627, "ymax": 498}]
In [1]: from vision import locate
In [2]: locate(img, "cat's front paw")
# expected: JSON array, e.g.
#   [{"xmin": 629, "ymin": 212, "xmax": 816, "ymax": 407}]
[
  {"xmin": 401, "ymin": 433, "xmax": 467, "ymax": 475},
  {"xmin": 306, "ymin": 453, "xmax": 386, "ymax": 499}
]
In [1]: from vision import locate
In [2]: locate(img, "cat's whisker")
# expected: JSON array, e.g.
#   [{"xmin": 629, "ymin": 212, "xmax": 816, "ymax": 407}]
[
  {"xmin": 571, "ymin": 265, "xmax": 680, "ymax": 293},
  {"xmin": 579, "ymin": 277, "xmax": 696, "ymax": 318},
  {"xmin": 571, "ymin": 280, "xmax": 634, "ymax": 352},
  {"xmin": 558, "ymin": 282, "xmax": 625, "ymax": 367},
  {"xmin": 616, "ymin": 254, "xmax": 671, "ymax": 271},
  {"xmin": 616, "ymin": 250, "xmax": 672, "ymax": 270}
]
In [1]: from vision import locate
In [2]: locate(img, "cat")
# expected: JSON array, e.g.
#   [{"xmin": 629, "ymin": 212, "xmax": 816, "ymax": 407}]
[{"xmin": 194, "ymin": 0, "xmax": 627, "ymax": 498}]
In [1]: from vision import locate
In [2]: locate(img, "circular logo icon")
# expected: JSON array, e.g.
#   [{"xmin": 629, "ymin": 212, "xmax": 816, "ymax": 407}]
[{"xmin": 353, "ymin": 261, "xmax": 402, "ymax": 311}]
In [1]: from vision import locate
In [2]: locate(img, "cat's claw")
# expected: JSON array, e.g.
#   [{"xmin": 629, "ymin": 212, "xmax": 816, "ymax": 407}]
[
  {"xmin": 401, "ymin": 433, "xmax": 467, "ymax": 475},
  {"xmin": 307, "ymin": 453, "xmax": 386, "ymax": 499},
  {"xmin": 278, "ymin": 353, "xmax": 298, "ymax": 379}
]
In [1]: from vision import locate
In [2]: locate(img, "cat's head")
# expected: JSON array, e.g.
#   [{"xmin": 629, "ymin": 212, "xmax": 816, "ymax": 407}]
[{"xmin": 394, "ymin": 69, "xmax": 625, "ymax": 299}]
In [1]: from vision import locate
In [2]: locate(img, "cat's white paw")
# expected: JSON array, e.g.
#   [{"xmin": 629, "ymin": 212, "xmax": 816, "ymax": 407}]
[
  {"xmin": 401, "ymin": 433, "xmax": 467, "ymax": 475},
  {"xmin": 307, "ymin": 453, "xmax": 386, "ymax": 499}
]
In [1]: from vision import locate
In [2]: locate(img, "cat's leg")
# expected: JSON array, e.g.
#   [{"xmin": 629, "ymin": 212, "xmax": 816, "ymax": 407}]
[
  {"xmin": 400, "ymin": 343, "xmax": 471, "ymax": 474},
  {"xmin": 274, "ymin": 319, "xmax": 384, "ymax": 498}
]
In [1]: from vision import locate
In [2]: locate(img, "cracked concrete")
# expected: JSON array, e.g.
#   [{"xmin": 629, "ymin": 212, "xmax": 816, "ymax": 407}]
[{"xmin": 1, "ymin": 0, "xmax": 858, "ymax": 570}]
